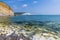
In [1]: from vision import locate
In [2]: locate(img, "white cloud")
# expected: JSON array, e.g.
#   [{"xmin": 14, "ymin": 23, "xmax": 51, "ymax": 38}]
[
  {"xmin": 22, "ymin": 13, "xmax": 31, "ymax": 15},
  {"xmin": 33, "ymin": 1, "xmax": 38, "ymax": 4},
  {"xmin": 22, "ymin": 4, "xmax": 28, "ymax": 8}
]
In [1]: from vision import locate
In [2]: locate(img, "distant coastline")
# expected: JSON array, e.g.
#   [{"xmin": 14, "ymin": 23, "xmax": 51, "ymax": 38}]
[{"xmin": 14, "ymin": 12, "xmax": 26, "ymax": 16}]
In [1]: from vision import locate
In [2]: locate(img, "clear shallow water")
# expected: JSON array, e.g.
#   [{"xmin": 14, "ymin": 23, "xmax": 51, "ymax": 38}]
[
  {"xmin": 0, "ymin": 15, "xmax": 60, "ymax": 40},
  {"xmin": 10, "ymin": 15, "xmax": 60, "ymax": 39},
  {"xmin": 11, "ymin": 15, "xmax": 60, "ymax": 22}
]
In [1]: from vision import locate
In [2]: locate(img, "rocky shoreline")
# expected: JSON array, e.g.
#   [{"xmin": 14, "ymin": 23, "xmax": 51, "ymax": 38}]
[{"xmin": 0, "ymin": 22, "xmax": 60, "ymax": 40}]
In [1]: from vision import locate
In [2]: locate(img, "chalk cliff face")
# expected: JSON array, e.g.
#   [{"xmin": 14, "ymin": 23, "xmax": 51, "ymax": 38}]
[{"xmin": 0, "ymin": 2, "xmax": 14, "ymax": 16}]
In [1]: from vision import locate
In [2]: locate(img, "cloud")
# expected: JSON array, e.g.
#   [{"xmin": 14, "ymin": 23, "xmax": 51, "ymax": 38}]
[
  {"xmin": 22, "ymin": 4, "xmax": 28, "ymax": 8},
  {"xmin": 33, "ymin": 1, "xmax": 38, "ymax": 4},
  {"xmin": 22, "ymin": 13, "xmax": 31, "ymax": 15}
]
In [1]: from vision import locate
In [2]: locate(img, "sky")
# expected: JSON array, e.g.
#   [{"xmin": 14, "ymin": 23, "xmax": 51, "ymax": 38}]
[{"xmin": 1, "ymin": 0, "xmax": 60, "ymax": 15}]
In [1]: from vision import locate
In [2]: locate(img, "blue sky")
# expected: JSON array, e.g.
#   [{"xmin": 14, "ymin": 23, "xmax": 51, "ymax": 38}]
[{"xmin": 1, "ymin": 0, "xmax": 60, "ymax": 15}]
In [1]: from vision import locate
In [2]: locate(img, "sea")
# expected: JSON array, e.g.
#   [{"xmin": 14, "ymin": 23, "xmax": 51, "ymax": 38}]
[
  {"xmin": 11, "ymin": 15, "xmax": 60, "ymax": 22},
  {"xmin": 0, "ymin": 15, "xmax": 60, "ymax": 39},
  {"xmin": 11, "ymin": 15, "xmax": 60, "ymax": 34},
  {"xmin": 1, "ymin": 15, "xmax": 60, "ymax": 39}
]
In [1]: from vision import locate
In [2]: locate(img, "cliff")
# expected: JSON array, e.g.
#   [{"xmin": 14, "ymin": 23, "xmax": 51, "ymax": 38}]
[{"xmin": 0, "ymin": 2, "xmax": 14, "ymax": 16}]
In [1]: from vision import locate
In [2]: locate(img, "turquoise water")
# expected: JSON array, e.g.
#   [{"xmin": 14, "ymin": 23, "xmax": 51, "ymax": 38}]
[
  {"xmin": 11, "ymin": 15, "xmax": 60, "ymax": 35},
  {"xmin": 11, "ymin": 15, "xmax": 60, "ymax": 22}
]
